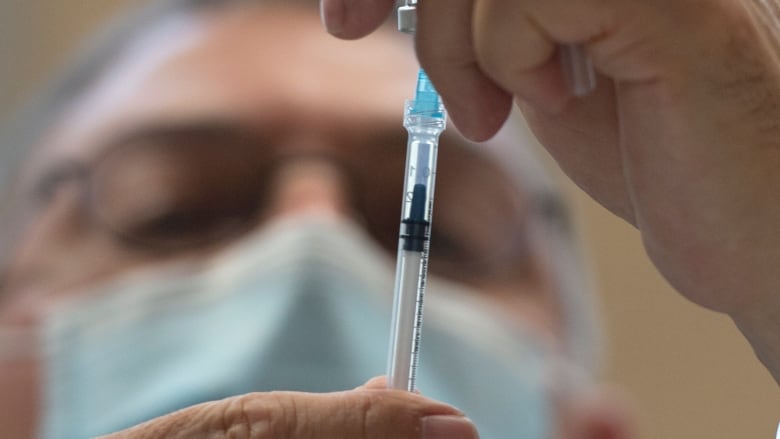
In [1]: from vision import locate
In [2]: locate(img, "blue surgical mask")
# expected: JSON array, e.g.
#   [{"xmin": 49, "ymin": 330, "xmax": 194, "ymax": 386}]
[{"xmin": 40, "ymin": 217, "xmax": 555, "ymax": 439}]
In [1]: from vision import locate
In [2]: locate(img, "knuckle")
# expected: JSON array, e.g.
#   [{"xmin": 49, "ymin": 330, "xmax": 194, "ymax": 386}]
[
  {"xmin": 215, "ymin": 393, "xmax": 294, "ymax": 439},
  {"xmin": 351, "ymin": 390, "xmax": 414, "ymax": 439},
  {"xmin": 269, "ymin": 392, "xmax": 302, "ymax": 438},
  {"xmin": 473, "ymin": 33, "xmax": 510, "ymax": 80},
  {"xmin": 215, "ymin": 395, "xmax": 259, "ymax": 439},
  {"xmin": 324, "ymin": 390, "xmax": 391, "ymax": 438},
  {"xmin": 472, "ymin": 18, "xmax": 550, "ymax": 86},
  {"xmin": 355, "ymin": 392, "xmax": 377, "ymax": 437}
]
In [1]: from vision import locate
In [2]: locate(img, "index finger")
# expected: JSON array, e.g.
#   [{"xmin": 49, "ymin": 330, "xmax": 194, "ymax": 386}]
[{"xmin": 321, "ymin": 0, "xmax": 397, "ymax": 39}]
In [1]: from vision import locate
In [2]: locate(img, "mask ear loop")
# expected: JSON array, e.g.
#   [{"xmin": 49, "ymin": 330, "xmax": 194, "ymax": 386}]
[
  {"xmin": 526, "ymin": 193, "xmax": 604, "ymax": 376},
  {"xmin": 539, "ymin": 342, "xmax": 600, "ymax": 439}
]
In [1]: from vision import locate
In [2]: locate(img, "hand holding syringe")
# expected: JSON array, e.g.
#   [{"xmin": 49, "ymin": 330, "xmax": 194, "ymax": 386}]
[{"xmin": 386, "ymin": 0, "xmax": 595, "ymax": 392}]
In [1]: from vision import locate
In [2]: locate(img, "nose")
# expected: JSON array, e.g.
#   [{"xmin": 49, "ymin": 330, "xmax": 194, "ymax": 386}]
[{"xmin": 265, "ymin": 158, "xmax": 353, "ymax": 220}]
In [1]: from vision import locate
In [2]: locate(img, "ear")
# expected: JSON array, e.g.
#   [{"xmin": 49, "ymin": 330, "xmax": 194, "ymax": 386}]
[{"xmin": 566, "ymin": 386, "xmax": 636, "ymax": 439}]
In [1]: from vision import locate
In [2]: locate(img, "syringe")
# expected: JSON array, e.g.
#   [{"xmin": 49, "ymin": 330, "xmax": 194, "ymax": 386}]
[
  {"xmin": 386, "ymin": 66, "xmax": 446, "ymax": 391},
  {"xmin": 386, "ymin": 0, "xmax": 595, "ymax": 393}
]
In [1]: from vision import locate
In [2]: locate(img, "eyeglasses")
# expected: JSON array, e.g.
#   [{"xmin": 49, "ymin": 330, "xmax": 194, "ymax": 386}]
[{"xmin": 28, "ymin": 121, "xmax": 538, "ymax": 287}]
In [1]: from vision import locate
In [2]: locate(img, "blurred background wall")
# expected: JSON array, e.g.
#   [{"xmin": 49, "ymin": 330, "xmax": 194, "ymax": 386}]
[{"xmin": 1, "ymin": 1, "xmax": 777, "ymax": 437}]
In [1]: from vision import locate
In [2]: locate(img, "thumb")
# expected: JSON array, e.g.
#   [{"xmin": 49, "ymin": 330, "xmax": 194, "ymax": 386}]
[
  {"xmin": 320, "ymin": 0, "xmax": 396, "ymax": 40},
  {"xmin": 101, "ymin": 386, "xmax": 479, "ymax": 439}
]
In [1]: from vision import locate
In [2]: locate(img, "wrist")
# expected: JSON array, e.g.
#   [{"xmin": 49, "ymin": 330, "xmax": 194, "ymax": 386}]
[{"xmin": 730, "ymin": 295, "xmax": 780, "ymax": 385}]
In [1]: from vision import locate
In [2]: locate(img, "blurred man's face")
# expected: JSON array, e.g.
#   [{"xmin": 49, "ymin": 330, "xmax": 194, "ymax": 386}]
[
  {"xmin": 3, "ymin": 5, "xmax": 552, "ymax": 331},
  {"xmin": 0, "ymin": 4, "xmax": 564, "ymax": 438}
]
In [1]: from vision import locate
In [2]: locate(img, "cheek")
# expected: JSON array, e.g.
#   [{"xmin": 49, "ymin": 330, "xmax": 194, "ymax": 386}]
[
  {"xmin": 4, "ymin": 185, "xmax": 136, "ymax": 302},
  {"xmin": 5, "ymin": 186, "xmax": 89, "ymax": 289}
]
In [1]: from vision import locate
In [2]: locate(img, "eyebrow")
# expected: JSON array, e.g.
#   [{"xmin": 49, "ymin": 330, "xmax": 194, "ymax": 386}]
[
  {"xmin": 98, "ymin": 118, "xmax": 260, "ymax": 153},
  {"xmin": 31, "ymin": 118, "xmax": 257, "ymax": 195}
]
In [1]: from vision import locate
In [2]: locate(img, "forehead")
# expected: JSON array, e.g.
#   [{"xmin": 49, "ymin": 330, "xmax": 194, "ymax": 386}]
[{"xmin": 41, "ymin": 5, "xmax": 418, "ymax": 164}]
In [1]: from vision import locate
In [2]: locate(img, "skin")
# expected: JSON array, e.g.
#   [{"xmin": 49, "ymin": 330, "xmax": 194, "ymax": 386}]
[
  {"xmin": 0, "ymin": 5, "xmax": 632, "ymax": 438},
  {"xmin": 101, "ymin": 378, "xmax": 476, "ymax": 439},
  {"xmin": 321, "ymin": 0, "xmax": 780, "ymax": 383}
]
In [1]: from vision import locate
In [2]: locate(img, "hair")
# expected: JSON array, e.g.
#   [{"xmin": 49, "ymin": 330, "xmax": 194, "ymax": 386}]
[{"xmin": 0, "ymin": 0, "xmax": 602, "ymax": 375}]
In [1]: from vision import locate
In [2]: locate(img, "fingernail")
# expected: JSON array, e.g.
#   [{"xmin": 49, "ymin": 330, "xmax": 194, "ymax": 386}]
[
  {"xmin": 320, "ymin": 0, "xmax": 344, "ymax": 35},
  {"xmin": 422, "ymin": 416, "xmax": 479, "ymax": 439}
]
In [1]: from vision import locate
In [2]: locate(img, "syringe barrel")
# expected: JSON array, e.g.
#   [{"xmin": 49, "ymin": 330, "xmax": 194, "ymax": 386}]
[
  {"xmin": 399, "ymin": 100, "xmax": 446, "ymax": 234},
  {"xmin": 387, "ymin": 249, "xmax": 422, "ymax": 390},
  {"xmin": 386, "ymin": 100, "xmax": 446, "ymax": 391}
]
